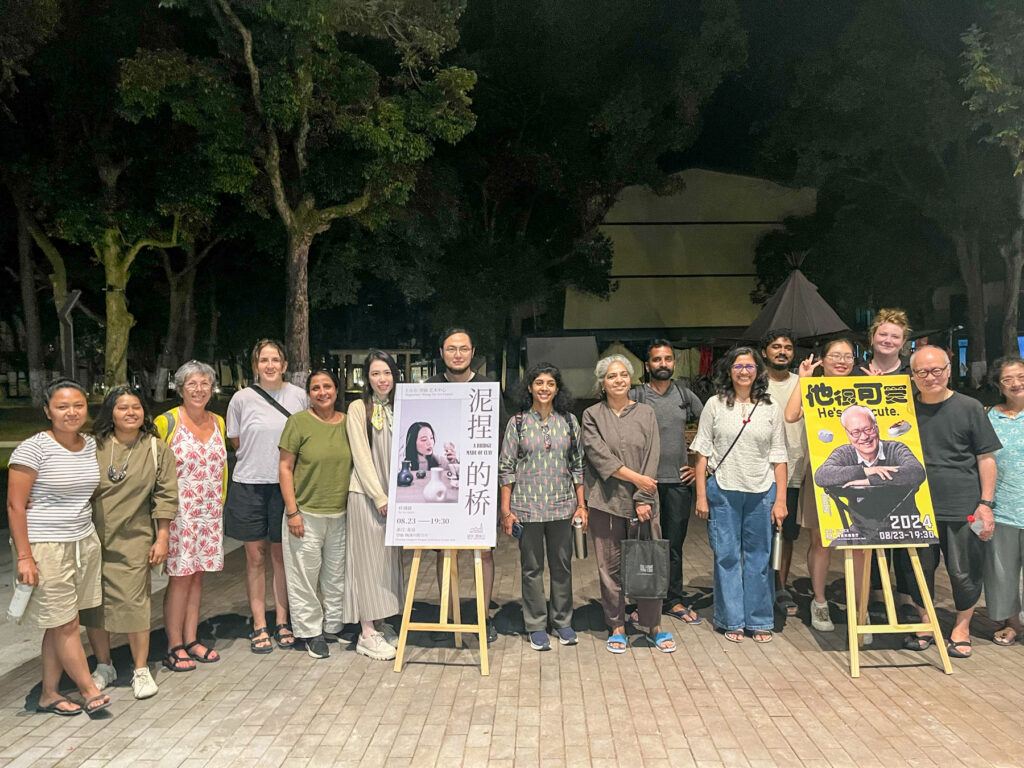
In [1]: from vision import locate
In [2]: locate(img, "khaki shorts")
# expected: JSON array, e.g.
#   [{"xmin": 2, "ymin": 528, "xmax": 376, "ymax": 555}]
[{"xmin": 24, "ymin": 532, "xmax": 102, "ymax": 629}]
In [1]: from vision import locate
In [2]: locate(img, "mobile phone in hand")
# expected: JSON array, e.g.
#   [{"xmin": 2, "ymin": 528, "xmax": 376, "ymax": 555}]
[{"xmin": 511, "ymin": 521, "xmax": 524, "ymax": 539}]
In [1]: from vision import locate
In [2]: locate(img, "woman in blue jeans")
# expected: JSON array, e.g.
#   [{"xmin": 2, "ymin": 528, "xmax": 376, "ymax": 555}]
[{"xmin": 692, "ymin": 347, "xmax": 788, "ymax": 642}]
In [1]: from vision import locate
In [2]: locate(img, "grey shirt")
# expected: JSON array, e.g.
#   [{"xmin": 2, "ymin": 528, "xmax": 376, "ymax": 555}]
[
  {"xmin": 628, "ymin": 382, "xmax": 703, "ymax": 485},
  {"xmin": 582, "ymin": 401, "xmax": 660, "ymax": 518}
]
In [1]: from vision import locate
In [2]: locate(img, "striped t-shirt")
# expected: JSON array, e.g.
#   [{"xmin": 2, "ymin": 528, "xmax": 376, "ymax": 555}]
[{"xmin": 9, "ymin": 432, "xmax": 100, "ymax": 542}]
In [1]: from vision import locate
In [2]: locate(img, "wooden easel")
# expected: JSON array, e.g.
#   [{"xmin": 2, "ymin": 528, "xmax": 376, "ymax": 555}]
[
  {"xmin": 844, "ymin": 544, "xmax": 952, "ymax": 677},
  {"xmin": 393, "ymin": 546, "xmax": 489, "ymax": 675}
]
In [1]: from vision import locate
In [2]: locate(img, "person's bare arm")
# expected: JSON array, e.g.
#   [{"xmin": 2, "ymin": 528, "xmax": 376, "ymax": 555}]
[
  {"xmin": 279, "ymin": 449, "xmax": 303, "ymax": 538},
  {"xmin": 694, "ymin": 455, "xmax": 709, "ymax": 519},
  {"xmin": 6, "ymin": 466, "xmax": 38, "ymax": 586},
  {"xmin": 974, "ymin": 452, "xmax": 997, "ymax": 540}
]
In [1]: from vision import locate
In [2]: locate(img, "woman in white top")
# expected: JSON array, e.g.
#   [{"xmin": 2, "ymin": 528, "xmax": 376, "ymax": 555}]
[
  {"xmin": 343, "ymin": 350, "xmax": 405, "ymax": 661},
  {"xmin": 7, "ymin": 379, "xmax": 110, "ymax": 716},
  {"xmin": 225, "ymin": 339, "xmax": 308, "ymax": 653},
  {"xmin": 692, "ymin": 348, "xmax": 788, "ymax": 643}
]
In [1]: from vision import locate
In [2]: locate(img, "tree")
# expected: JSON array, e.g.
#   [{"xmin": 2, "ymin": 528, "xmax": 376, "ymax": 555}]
[
  {"xmin": 143, "ymin": 0, "xmax": 477, "ymax": 381},
  {"xmin": 763, "ymin": 0, "xmax": 1015, "ymax": 382},
  {"xmin": 0, "ymin": 0, "xmax": 59, "ymax": 120},
  {"xmin": 963, "ymin": 5, "xmax": 1024, "ymax": 357}
]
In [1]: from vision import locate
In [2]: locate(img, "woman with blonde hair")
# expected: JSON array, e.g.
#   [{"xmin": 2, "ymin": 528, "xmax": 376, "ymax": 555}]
[{"xmin": 859, "ymin": 308, "xmax": 912, "ymax": 377}]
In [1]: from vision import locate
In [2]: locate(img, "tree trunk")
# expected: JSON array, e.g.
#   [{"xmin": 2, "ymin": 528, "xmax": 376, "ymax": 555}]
[
  {"xmin": 181, "ymin": 274, "xmax": 197, "ymax": 363},
  {"xmin": 1001, "ymin": 234, "xmax": 1024, "ymax": 358},
  {"xmin": 952, "ymin": 230, "xmax": 987, "ymax": 386},
  {"xmin": 17, "ymin": 212, "xmax": 45, "ymax": 406},
  {"xmin": 206, "ymin": 273, "xmax": 219, "ymax": 362},
  {"xmin": 98, "ymin": 229, "xmax": 134, "ymax": 387},
  {"xmin": 155, "ymin": 268, "xmax": 186, "ymax": 403},
  {"xmin": 285, "ymin": 229, "xmax": 313, "ymax": 384}
]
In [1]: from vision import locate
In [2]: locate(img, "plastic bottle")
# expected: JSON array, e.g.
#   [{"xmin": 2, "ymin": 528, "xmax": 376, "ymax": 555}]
[
  {"xmin": 7, "ymin": 581, "xmax": 33, "ymax": 623},
  {"xmin": 967, "ymin": 515, "xmax": 985, "ymax": 537}
]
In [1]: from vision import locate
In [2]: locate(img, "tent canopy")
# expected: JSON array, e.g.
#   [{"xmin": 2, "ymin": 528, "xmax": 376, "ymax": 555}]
[{"xmin": 742, "ymin": 269, "xmax": 849, "ymax": 343}]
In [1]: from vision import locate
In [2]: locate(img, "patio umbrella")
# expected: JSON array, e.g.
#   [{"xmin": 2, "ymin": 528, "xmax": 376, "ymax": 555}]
[{"xmin": 742, "ymin": 268, "xmax": 849, "ymax": 343}]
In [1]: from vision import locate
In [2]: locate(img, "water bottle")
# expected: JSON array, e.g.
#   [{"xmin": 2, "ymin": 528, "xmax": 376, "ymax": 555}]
[
  {"xmin": 7, "ymin": 581, "xmax": 33, "ymax": 623},
  {"xmin": 573, "ymin": 517, "xmax": 587, "ymax": 559},
  {"xmin": 967, "ymin": 515, "xmax": 985, "ymax": 537},
  {"xmin": 770, "ymin": 527, "xmax": 783, "ymax": 571}
]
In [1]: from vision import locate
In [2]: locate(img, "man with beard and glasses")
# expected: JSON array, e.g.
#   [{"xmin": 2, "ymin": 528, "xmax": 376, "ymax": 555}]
[
  {"xmin": 628, "ymin": 339, "xmax": 704, "ymax": 625},
  {"xmin": 425, "ymin": 328, "xmax": 504, "ymax": 643},
  {"xmin": 761, "ymin": 329, "xmax": 804, "ymax": 616}
]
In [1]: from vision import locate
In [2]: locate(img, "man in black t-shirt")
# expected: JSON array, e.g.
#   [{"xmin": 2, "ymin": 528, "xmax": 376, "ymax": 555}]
[
  {"xmin": 902, "ymin": 346, "xmax": 1001, "ymax": 658},
  {"xmin": 425, "ymin": 328, "xmax": 501, "ymax": 643}
]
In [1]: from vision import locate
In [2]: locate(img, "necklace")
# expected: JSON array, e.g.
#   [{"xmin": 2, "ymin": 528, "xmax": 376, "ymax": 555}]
[{"xmin": 107, "ymin": 435, "xmax": 140, "ymax": 483}]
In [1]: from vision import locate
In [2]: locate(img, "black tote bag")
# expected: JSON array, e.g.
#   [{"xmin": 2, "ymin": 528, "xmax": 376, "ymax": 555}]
[{"xmin": 621, "ymin": 520, "xmax": 669, "ymax": 600}]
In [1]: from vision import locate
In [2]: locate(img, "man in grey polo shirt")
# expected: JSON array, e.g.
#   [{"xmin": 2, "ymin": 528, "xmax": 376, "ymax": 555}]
[{"xmin": 629, "ymin": 339, "xmax": 704, "ymax": 624}]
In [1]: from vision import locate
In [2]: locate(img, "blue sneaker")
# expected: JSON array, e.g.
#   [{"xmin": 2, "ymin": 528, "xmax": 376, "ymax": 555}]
[
  {"xmin": 529, "ymin": 630, "xmax": 551, "ymax": 651},
  {"xmin": 555, "ymin": 626, "xmax": 578, "ymax": 646}
]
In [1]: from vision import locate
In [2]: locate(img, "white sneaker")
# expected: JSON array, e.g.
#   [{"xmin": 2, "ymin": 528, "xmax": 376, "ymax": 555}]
[
  {"xmin": 810, "ymin": 601, "xmax": 835, "ymax": 632},
  {"xmin": 91, "ymin": 662, "xmax": 117, "ymax": 690},
  {"xmin": 356, "ymin": 631, "xmax": 397, "ymax": 661},
  {"xmin": 131, "ymin": 667, "xmax": 158, "ymax": 699},
  {"xmin": 375, "ymin": 620, "xmax": 399, "ymax": 646}
]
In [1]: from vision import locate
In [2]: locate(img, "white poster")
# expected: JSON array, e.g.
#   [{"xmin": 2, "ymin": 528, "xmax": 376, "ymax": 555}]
[{"xmin": 385, "ymin": 382, "xmax": 499, "ymax": 548}]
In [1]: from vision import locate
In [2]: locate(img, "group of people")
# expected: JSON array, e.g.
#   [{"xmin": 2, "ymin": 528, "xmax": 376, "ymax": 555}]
[{"xmin": 8, "ymin": 314, "xmax": 1022, "ymax": 717}]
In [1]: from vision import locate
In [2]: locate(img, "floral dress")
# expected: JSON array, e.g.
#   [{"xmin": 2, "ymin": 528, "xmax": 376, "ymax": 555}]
[{"xmin": 166, "ymin": 422, "xmax": 227, "ymax": 576}]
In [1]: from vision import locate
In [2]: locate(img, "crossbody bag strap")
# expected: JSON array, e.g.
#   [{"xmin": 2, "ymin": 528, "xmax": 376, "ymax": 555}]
[
  {"xmin": 707, "ymin": 401, "xmax": 758, "ymax": 477},
  {"xmin": 251, "ymin": 384, "xmax": 293, "ymax": 419}
]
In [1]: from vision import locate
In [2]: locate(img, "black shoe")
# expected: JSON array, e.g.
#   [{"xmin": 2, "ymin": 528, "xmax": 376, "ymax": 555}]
[
  {"xmin": 486, "ymin": 619, "xmax": 497, "ymax": 644},
  {"xmin": 323, "ymin": 630, "xmax": 342, "ymax": 644},
  {"xmin": 305, "ymin": 634, "xmax": 330, "ymax": 659}
]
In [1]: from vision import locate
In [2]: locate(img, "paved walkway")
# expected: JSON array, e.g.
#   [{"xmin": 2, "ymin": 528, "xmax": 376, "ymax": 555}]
[{"xmin": 1, "ymin": 519, "xmax": 1021, "ymax": 768}]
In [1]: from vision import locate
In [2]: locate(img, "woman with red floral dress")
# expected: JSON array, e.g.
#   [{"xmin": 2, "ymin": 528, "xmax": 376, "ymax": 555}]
[{"xmin": 156, "ymin": 361, "xmax": 227, "ymax": 672}]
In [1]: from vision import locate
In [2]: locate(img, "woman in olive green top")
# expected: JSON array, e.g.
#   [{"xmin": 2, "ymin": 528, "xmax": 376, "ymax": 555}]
[{"xmin": 279, "ymin": 369, "xmax": 353, "ymax": 659}]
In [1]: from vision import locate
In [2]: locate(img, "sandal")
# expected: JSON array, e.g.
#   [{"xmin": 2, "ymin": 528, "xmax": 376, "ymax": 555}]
[
  {"xmin": 84, "ymin": 694, "xmax": 111, "ymax": 715},
  {"xmin": 947, "ymin": 640, "xmax": 972, "ymax": 658},
  {"xmin": 36, "ymin": 697, "xmax": 82, "ymax": 716},
  {"xmin": 162, "ymin": 645, "xmax": 196, "ymax": 672},
  {"xmin": 249, "ymin": 626, "xmax": 273, "ymax": 655},
  {"xmin": 776, "ymin": 589, "xmax": 798, "ymax": 617},
  {"xmin": 647, "ymin": 631, "xmax": 677, "ymax": 653},
  {"xmin": 274, "ymin": 623, "xmax": 295, "ymax": 649},
  {"xmin": 993, "ymin": 627, "xmax": 1019, "ymax": 646},
  {"xmin": 751, "ymin": 630, "xmax": 773, "ymax": 644},
  {"xmin": 664, "ymin": 604, "xmax": 703, "ymax": 625},
  {"xmin": 724, "ymin": 630, "xmax": 744, "ymax": 643},
  {"xmin": 902, "ymin": 634, "xmax": 934, "ymax": 652},
  {"xmin": 184, "ymin": 640, "xmax": 219, "ymax": 663},
  {"xmin": 606, "ymin": 633, "xmax": 628, "ymax": 654}
]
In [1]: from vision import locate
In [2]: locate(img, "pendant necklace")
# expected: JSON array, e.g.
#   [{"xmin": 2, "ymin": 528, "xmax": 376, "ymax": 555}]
[
  {"xmin": 739, "ymin": 401, "xmax": 752, "ymax": 424},
  {"xmin": 108, "ymin": 435, "xmax": 140, "ymax": 483}
]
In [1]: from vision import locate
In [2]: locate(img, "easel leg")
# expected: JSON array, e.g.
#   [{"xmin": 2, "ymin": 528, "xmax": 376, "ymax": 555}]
[
  {"xmin": 844, "ymin": 550, "xmax": 860, "ymax": 678},
  {"xmin": 858, "ymin": 550, "xmax": 871, "ymax": 645},
  {"xmin": 909, "ymin": 548, "xmax": 953, "ymax": 675},
  {"xmin": 451, "ymin": 551, "xmax": 463, "ymax": 648},
  {"xmin": 394, "ymin": 549, "xmax": 422, "ymax": 673},
  {"xmin": 475, "ymin": 550, "xmax": 489, "ymax": 676}
]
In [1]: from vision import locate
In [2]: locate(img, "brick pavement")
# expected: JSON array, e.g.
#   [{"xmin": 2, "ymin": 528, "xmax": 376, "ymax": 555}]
[{"xmin": 1, "ymin": 518, "xmax": 1022, "ymax": 768}]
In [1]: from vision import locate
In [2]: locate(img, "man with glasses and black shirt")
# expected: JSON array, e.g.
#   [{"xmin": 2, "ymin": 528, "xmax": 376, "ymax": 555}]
[
  {"xmin": 628, "ymin": 340, "xmax": 704, "ymax": 625},
  {"xmin": 900, "ymin": 345, "xmax": 1000, "ymax": 657},
  {"xmin": 425, "ymin": 328, "xmax": 503, "ymax": 643}
]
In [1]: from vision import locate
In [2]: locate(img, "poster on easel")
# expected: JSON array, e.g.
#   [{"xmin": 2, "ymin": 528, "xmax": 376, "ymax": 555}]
[
  {"xmin": 385, "ymin": 381, "xmax": 499, "ymax": 548},
  {"xmin": 801, "ymin": 375, "xmax": 939, "ymax": 549}
]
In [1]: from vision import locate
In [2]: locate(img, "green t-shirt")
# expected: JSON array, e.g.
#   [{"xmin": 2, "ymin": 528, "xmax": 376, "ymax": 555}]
[{"xmin": 279, "ymin": 410, "xmax": 352, "ymax": 515}]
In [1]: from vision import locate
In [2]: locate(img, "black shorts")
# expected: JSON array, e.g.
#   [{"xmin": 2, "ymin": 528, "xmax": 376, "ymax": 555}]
[
  {"xmin": 224, "ymin": 482, "xmax": 285, "ymax": 543},
  {"xmin": 781, "ymin": 487, "xmax": 801, "ymax": 542}
]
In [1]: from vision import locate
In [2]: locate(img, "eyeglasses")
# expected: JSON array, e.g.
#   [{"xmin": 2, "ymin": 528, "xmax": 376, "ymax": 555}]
[
  {"xmin": 184, "ymin": 382, "xmax": 212, "ymax": 392},
  {"xmin": 732, "ymin": 364, "xmax": 757, "ymax": 372},
  {"xmin": 443, "ymin": 346, "xmax": 472, "ymax": 355},
  {"xmin": 1000, "ymin": 375, "xmax": 1024, "ymax": 386},
  {"xmin": 846, "ymin": 424, "xmax": 878, "ymax": 439},
  {"xmin": 912, "ymin": 365, "xmax": 950, "ymax": 379},
  {"xmin": 825, "ymin": 354, "xmax": 855, "ymax": 363}
]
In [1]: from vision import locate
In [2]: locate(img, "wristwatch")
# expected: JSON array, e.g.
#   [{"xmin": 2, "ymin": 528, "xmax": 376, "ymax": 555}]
[{"xmin": 979, "ymin": 499, "xmax": 996, "ymax": 509}]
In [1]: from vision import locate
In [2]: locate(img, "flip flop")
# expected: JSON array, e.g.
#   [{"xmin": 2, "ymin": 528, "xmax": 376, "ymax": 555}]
[
  {"xmin": 902, "ymin": 634, "xmax": 934, "ymax": 652},
  {"xmin": 664, "ymin": 605, "xmax": 704, "ymax": 625},
  {"xmin": 751, "ymin": 630, "xmax": 773, "ymax": 644},
  {"xmin": 993, "ymin": 627, "xmax": 1019, "ymax": 646},
  {"xmin": 947, "ymin": 640, "xmax": 973, "ymax": 658},
  {"xmin": 84, "ymin": 695, "xmax": 110, "ymax": 715},
  {"xmin": 606, "ymin": 633, "xmax": 628, "ymax": 654},
  {"xmin": 776, "ymin": 590, "xmax": 798, "ymax": 617},
  {"xmin": 647, "ymin": 631, "xmax": 677, "ymax": 653},
  {"xmin": 724, "ymin": 630, "xmax": 744, "ymax": 643},
  {"xmin": 36, "ymin": 697, "xmax": 82, "ymax": 716}
]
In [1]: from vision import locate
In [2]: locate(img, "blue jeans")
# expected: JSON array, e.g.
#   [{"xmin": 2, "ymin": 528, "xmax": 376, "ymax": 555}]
[{"xmin": 706, "ymin": 476, "xmax": 776, "ymax": 631}]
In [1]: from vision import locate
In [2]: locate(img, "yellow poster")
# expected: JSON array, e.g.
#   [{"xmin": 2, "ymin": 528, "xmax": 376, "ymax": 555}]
[{"xmin": 800, "ymin": 376, "xmax": 939, "ymax": 548}]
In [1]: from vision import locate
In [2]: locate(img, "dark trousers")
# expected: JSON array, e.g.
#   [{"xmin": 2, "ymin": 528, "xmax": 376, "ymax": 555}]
[
  {"xmin": 518, "ymin": 518, "xmax": 574, "ymax": 631},
  {"xmin": 904, "ymin": 520, "xmax": 987, "ymax": 612},
  {"xmin": 659, "ymin": 483, "xmax": 693, "ymax": 607},
  {"xmin": 590, "ymin": 506, "xmax": 663, "ymax": 629}
]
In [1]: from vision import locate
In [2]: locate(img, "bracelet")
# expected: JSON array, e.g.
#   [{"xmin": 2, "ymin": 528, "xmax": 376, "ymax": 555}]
[
  {"xmin": 286, "ymin": 510, "xmax": 300, "ymax": 519},
  {"xmin": 500, "ymin": 512, "xmax": 511, "ymax": 520},
  {"xmin": 17, "ymin": 555, "xmax": 34, "ymax": 561}
]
